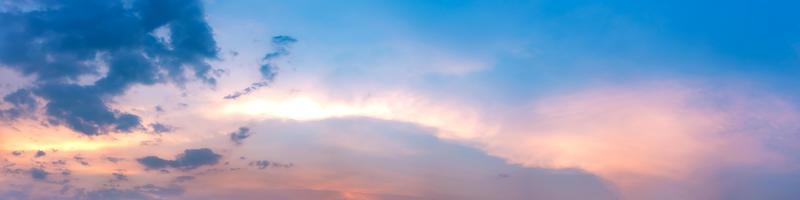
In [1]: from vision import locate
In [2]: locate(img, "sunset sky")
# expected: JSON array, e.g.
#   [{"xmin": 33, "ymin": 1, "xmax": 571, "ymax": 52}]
[{"xmin": 1, "ymin": 0, "xmax": 800, "ymax": 199}]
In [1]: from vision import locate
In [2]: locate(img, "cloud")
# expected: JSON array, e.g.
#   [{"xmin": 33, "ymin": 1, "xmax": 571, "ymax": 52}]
[
  {"xmin": 137, "ymin": 156, "xmax": 172, "ymax": 169},
  {"xmin": 170, "ymin": 148, "xmax": 223, "ymax": 170},
  {"xmin": 249, "ymin": 160, "xmax": 270, "ymax": 169},
  {"xmin": 134, "ymin": 184, "xmax": 185, "ymax": 197},
  {"xmin": 105, "ymin": 156, "xmax": 124, "ymax": 163},
  {"xmin": 149, "ymin": 122, "xmax": 174, "ymax": 134},
  {"xmin": 82, "ymin": 188, "xmax": 151, "ymax": 200},
  {"xmin": 184, "ymin": 118, "xmax": 616, "ymax": 200},
  {"xmin": 229, "ymin": 127, "xmax": 252, "ymax": 145},
  {"xmin": 259, "ymin": 35, "xmax": 299, "ymax": 79},
  {"xmin": 224, "ymin": 35, "xmax": 297, "ymax": 99},
  {"xmin": 465, "ymin": 83, "xmax": 800, "ymax": 199},
  {"xmin": 112, "ymin": 172, "xmax": 128, "ymax": 181},
  {"xmin": 173, "ymin": 175, "xmax": 195, "ymax": 183},
  {"xmin": 74, "ymin": 155, "xmax": 90, "ymax": 166},
  {"xmin": 51, "ymin": 160, "xmax": 66, "ymax": 165},
  {"xmin": 137, "ymin": 148, "xmax": 222, "ymax": 170},
  {"xmin": 79, "ymin": 184, "xmax": 184, "ymax": 200},
  {"xmin": 0, "ymin": 89, "xmax": 37, "ymax": 120},
  {"xmin": 0, "ymin": 0, "xmax": 219, "ymax": 135},
  {"xmin": 34, "ymin": 150, "xmax": 45, "ymax": 158},
  {"xmin": 30, "ymin": 167, "xmax": 47, "ymax": 180},
  {"xmin": 0, "ymin": 190, "xmax": 27, "ymax": 200},
  {"xmin": 218, "ymin": 81, "xmax": 800, "ymax": 199},
  {"xmin": 248, "ymin": 160, "xmax": 292, "ymax": 169}
]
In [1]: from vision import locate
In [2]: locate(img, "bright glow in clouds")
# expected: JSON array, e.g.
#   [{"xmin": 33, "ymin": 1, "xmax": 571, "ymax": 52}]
[
  {"xmin": 218, "ymin": 90, "xmax": 492, "ymax": 140},
  {"xmin": 217, "ymin": 81, "xmax": 800, "ymax": 199}
]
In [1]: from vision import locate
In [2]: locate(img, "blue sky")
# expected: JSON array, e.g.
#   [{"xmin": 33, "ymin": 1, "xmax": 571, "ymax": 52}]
[{"xmin": 208, "ymin": 0, "xmax": 800, "ymax": 100}]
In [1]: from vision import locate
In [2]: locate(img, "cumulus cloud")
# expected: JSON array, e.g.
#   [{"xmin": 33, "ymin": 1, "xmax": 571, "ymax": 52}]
[
  {"xmin": 137, "ymin": 156, "xmax": 172, "ymax": 169},
  {"xmin": 0, "ymin": 0, "xmax": 219, "ymax": 135},
  {"xmin": 137, "ymin": 148, "xmax": 222, "ymax": 170},
  {"xmin": 229, "ymin": 127, "xmax": 252, "ymax": 145},
  {"xmin": 224, "ymin": 35, "xmax": 297, "ymax": 99}
]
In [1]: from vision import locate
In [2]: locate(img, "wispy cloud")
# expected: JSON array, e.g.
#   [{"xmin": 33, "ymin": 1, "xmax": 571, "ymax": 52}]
[{"xmin": 224, "ymin": 35, "xmax": 298, "ymax": 100}]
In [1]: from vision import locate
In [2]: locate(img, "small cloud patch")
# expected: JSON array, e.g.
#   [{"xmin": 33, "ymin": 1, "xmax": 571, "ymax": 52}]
[
  {"xmin": 229, "ymin": 127, "xmax": 252, "ymax": 145},
  {"xmin": 137, "ymin": 148, "xmax": 222, "ymax": 171}
]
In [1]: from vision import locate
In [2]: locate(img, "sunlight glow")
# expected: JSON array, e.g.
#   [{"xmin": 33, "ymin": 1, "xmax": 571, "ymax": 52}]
[{"xmin": 217, "ymin": 92, "xmax": 492, "ymax": 141}]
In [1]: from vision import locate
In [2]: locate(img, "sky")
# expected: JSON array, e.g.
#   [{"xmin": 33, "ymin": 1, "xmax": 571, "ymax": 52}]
[{"xmin": 0, "ymin": 0, "xmax": 799, "ymax": 199}]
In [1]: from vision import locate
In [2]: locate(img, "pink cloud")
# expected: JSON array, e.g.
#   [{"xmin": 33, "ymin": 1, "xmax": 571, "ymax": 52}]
[{"xmin": 481, "ymin": 82, "xmax": 800, "ymax": 199}]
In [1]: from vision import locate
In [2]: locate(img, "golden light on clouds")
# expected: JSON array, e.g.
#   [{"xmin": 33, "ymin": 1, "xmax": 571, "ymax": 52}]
[{"xmin": 0, "ymin": 121, "xmax": 148, "ymax": 152}]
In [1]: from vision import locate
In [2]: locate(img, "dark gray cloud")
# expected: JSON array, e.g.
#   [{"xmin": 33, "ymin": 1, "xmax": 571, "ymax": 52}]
[
  {"xmin": 34, "ymin": 150, "xmax": 46, "ymax": 158},
  {"xmin": 0, "ymin": 0, "xmax": 219, "ymax": 135},
  {"xmin": 10, "ymin": 151, "xmax": 22, "ymax": 156},
  {"xmin": 229, "ymin": 127, "xmax": 252, "ymax": 145},
  {"xmin": 137, "ymin": 148, "xmax": 221, "ymax": 171},
  {"xmin": 30, "ymin": 167, "xmax": 48, "ymax": 180},
  {"xmin": 170, "ymin": 148, "xmax": 223, "ymax": 170},
  {"xmin": 137, "ymin": 156, "xmax": 172, "ymax": 169},
  {"xmin": 224, "ymin": 35, "xmax": 297, "ymax": 99}
]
